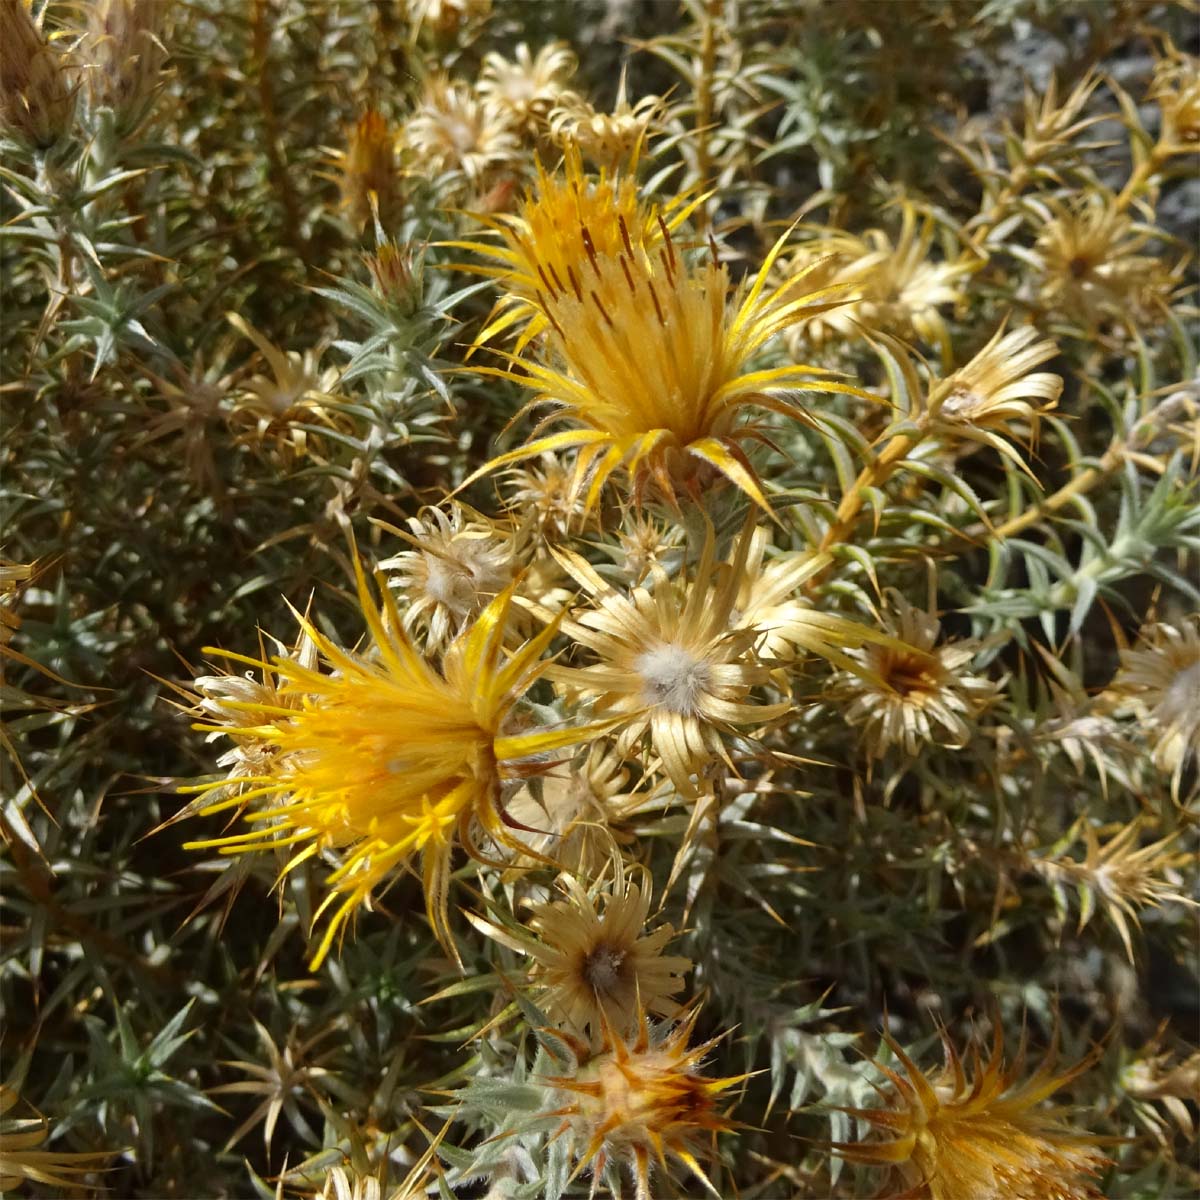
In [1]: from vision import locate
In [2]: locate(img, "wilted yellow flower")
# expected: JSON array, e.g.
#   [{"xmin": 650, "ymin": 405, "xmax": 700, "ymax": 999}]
[
  {"xmin": 0, "ymin": 560, "xmax": 32, "ymax": 653},
  {"xmin": 502, "ymin": 743, "xmax": 655, "ymax": 874},
  {"xmin": 478, "ymin": 41, "xmax": 575, "ymax": 132},
  {"xmin": 1031, "ymin": 195, "xmax": 1178, "ymax": 330},
  {"xmin": 1108, "ymin": 616, "xmax": 1200, "ymax": 793},
  {"xmin": 0, "ymin": 1085, "xmax": 115, "ymax": 1192},
  {"xmin": 378, "ymin": 504, "xmax": 518, "ymax": 651},
  {"xmin": 500, "ymin": 452, "xmax": 591, "ymax": 538},
  {"xmin": 784, "ymin": 206, "xmax": 973, "ymax": 362},
  {"xmin": 542, "ymin": 1005, "xmax": 745, "ymax": 1200},
  {"xmin": 1120, "ymin": 1026, "xmax": 1200, "ymax": 1144},
  {"xmin": 400, "ymin": 75, "xmax": 519, "ymax": 192},
  {"xmin": 337, "ymin": 109, "xmax": 401, "ymax": 230},
  {"xmin": 459, "ymin": 151, "xmax": 853, "ymax": 512},
  {"xmin": 836, "ymin": 1025, "xmax": 1109, "ymax": 1200},
  {"xmin": 549, "ymin": 68, "xmax": 665, "ymax": 168},
  {"xmin": 828, "ymin": 590, "xmax": 999, "ymax": 757},
  {"xmin": 80, "ymin": 0, "xmax": 168, "ymax": 129},
  {"xmin": 475, "ymin": 862, "xmax": 690, "ymax": 1044},
  {"xmin": 1035, "ymin": 819, "xmax": 1194, "ymax": 962},
  {"xmin": 929, "ymin": 323, "xmax": 1063, "ymax": 474},
  {"xmin": 182, "ymin": 557, "xmax": 605, "ymax": 968},
  {"xmin": 0, "ymin": 0, "xmax": 75, "ymax": 147},
  {"xmin": 226, "ymin": 314, "xmax": 348, "ymax": 461},
  {"xmin": 187, "ymin": 623, "xmax": 319, "ymax": 810},
  {"xmin": 546, "ymin": 523, "xmax": 893, "ymax": 794}
]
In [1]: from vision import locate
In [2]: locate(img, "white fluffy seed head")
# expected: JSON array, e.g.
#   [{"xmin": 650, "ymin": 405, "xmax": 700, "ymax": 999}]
[{"xmin": 634, "ymin": 642, "xmax": 711, "ymax": 715}]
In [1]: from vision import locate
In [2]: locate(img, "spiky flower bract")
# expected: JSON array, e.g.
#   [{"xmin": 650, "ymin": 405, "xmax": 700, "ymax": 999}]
[
  {"xmin": 182, "ymin": 554, "xmax": 603, "ymax": 968},
  {"xmin": 836, "ymin": 1025, "xmax": 1109, "ymax": 1200},
  {"xmin": 458, "ymin": 146, "xmax": 858, "ymax": 512},
  {"xmin": 0, "ymin": 1085, "xmax": 114, "ymax": 1192},
  {"xmin": 542, "ymin": 1005, "xmax": 747, "ymax": 1200}
]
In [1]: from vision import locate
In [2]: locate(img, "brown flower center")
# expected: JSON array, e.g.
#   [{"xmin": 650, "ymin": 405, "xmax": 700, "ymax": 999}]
[{"xmin": 582, "ymin": 943, "xmax": 628, "ymax": 995}]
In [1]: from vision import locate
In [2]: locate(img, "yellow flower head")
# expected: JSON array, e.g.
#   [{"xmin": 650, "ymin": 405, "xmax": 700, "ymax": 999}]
[
  {"xmin": 836, "ymin": 1024, "xmax": 1109, "ymax": 1200},
  {"xmin": 182, "ymin": 555, "xmax": 602, "ymax": 968},
  {"xmin": 456, "ymin": 149, "xmax": 853, "ymax": 512},
  {"xmin": 542, "ymin": 1005, "xmax": 746, "ymax": 1200},
  {"xmin": 450, "ymin": 142, "xmax": 693, "ymax": 354}
]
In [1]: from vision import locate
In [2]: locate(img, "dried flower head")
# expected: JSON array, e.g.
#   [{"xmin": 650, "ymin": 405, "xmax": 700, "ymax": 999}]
[
  {"xmin": 1120, "ymin": 1025, "xmax": 1200, "ymax": 1144},
  {"xmin": 400, "ymin": 75, "xmax": 519, "ymax": 192},
  {"xmin": 784, "ymin": 207, "xmax": 972, "ymax": 362},
  {"xmin": 503, "ymin": 743, "xmax": 653, "ymax": 874},
  {"xmin": 546, "ymin": 523, "xmax": 893, "ymax": 793},
  {"xmin": 1108, "ymin": 616, "xmax": 1200, "ymax": 794},
  {"xmin": 378, "ymin": 504, "xmax": 519, "ymax": 651},
  {"xmin": 478, "ymin": 41, "xmax": 575, "ymax": 132},
  {"xmin": 500, "ymin": 452, "xmax": 590, "ymax": 538},
  {"xmin": 182, "ymin": 557, "xmax": 602, "ymax": 967},
  {"xmin": 0, "ymin": 560, "xmax": 32, "ymax": 653},
  {"xmin": 1149, "ymin": 48, "xmax": 1200, "ymax": 156},
  {"xmin": 80, "ymin": 0, "xmax": 168, "ymax": 129},
  {"xmin": 337, "ymin": 109, "xmax": 401, "ymax": 230},
  {"xmin": 405, "ymin": 0, "xmax": 490, "ymax": 42},
  {"xmin": 549, "ymin": 68, "xmax": 665, "ymax": 168},
  {"xmin": 836, "ymin": 1025, "xmax": 1109, "ymax": 1200},
  {"xmin": 478, "ymin": 861, "xmax": 690, "ymax": 1044},
  {"xmin": 188, "ymin": 622, "xmax": 319, "ymax": 809},
  {"xmin": 929, "ymin": 324, "xmax": 1063, "ymax": 473},
  {"xmin": 0, "ymin": 0, "xmax": 75, "ymax": 147},
  {"xmin": 1034, "ymin": 819, "xmax": 1194, "ymax": 962},
  {"xmin": 226, "ymin": 314, "xmax": 347, "ymax": 461},
  {"xmin": 828, "ymin": 590, "xmax": 999, "ymax": 757},
  {"xmin": 542, "ymin": 1006, "xmax": 745, "ymax": 1200},
  {"xmin": 460, "ymin": 155, "xmax": 853, "ymax": 512},
  {"xmin": 1031, "ymin": 196, "xmax": 1175, "ymax": 330}
]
